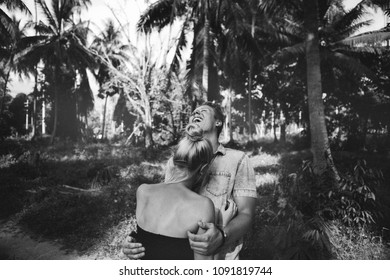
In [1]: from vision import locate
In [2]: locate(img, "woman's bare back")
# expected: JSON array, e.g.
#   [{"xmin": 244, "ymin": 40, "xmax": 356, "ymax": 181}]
[{"xmin": 136, "ymin": 183, "xmax": 214, "ymax": 238}]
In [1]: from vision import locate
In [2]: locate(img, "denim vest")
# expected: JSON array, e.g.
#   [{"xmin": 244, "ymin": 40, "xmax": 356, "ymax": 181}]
[{"xmin": 198, "ymin": 145, "xmax": 257, "ymax": 259}]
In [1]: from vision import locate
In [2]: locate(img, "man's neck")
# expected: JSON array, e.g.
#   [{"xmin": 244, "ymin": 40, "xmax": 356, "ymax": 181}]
[{"xmin": 205, "ymin": 133, "xmax": 220, "ymax": 153}]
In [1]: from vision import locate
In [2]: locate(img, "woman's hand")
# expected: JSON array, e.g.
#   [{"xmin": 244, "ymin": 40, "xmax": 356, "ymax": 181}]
[{"xmin": 218, "ymin": 199, "xmax": 237, "ymax": 227}]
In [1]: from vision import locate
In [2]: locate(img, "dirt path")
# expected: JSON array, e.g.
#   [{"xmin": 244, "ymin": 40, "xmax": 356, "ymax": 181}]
[{"xmin": 0, "ymin": 219, "xmax": 84, "ymax": 260}]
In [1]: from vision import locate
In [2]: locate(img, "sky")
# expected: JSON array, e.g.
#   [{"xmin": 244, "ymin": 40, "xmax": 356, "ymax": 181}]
[{"xmin": 7, "ymin": 0, "xmax": 388, "ymax": 96}]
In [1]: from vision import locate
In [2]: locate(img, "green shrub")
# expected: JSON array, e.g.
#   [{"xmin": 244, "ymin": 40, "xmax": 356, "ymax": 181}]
[
  {"xmin": 262, "ymin": 158, "xmax": 385, "ymax": 259},
  {"xmin": 300, "ymin": 159, "xmax": 382, "ymax": 228},
  {"xmin": 330, "ymin": 221, "xmax": 389, "ymax": 259}
]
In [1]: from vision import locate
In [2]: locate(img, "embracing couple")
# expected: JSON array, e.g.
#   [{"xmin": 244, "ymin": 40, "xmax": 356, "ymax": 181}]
[{"xmin": 123, "ymin": 102, "xmax": 257, "ymax": 260}]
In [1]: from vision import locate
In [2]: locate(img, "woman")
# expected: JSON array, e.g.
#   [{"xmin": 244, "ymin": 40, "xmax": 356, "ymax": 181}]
[{"xmin": 134, "ymin": 123, "xmax": 215, "ymax": 260}]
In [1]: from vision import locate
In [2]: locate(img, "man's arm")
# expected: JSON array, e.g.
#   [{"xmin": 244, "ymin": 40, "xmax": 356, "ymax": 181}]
[
  {"xmin": 220, "ymin": 196, "xmax": 256, "ymax": 247},
  {"xmin": 187, "ymin": 196, "xmax": 256, "ymax": 256}
]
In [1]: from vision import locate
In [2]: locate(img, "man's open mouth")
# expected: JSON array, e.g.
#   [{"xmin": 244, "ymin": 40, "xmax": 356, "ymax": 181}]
[{"xmin": 192, "ymin": 117, "xmax": 202, "ymax": 123}]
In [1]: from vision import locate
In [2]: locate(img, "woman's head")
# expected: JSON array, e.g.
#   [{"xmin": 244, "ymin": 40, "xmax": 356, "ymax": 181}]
[
  {"xmin": 174, "ymin": 123, "xmax": 213, "ymax": 171},
  {"xmin": 166, "ymin": 123, "xmax": 213, "ymax": 183}
]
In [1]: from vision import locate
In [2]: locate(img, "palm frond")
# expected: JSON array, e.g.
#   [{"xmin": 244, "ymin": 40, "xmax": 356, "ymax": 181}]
[
  {"xmin": 36, "ymin": 0, "xmax": 59, "ymax": 33},
  {"xmin": 168, "ymin": 17, "xmax": 189, "ymax": 75},
  {"xmin": 274, "ymin": 42, "xmax": 306, "ymax": 62},
  {"xmin": 332, "ymin": 0, "xmax": 370, "ymax": 35},
  {"xmin": 1, "ymin": 0, "xmax": 31, "ymax": 14},
  {"xmin": 184, "ymin": 35, "xmax": 202, "ymax": 103},
  {"xmin": 331, "ymin": 43, "xmax": 385, "ymax": 55},
  {"xmin": 137, "ymin": 0, "xmax": 187, "ymax": 33},
  {"xmin": 0, "ymin": 9, "xmax": 16, "ymax": 39},
  {"xmin": 335, "ymin": 19, "xmax": 373, "ymax": 39},
  {"xmin": 34, "ymin": 20, "xmax": 55, "ymax": 35},
  {"xmin": 66, "ymin": 33, "xmax": 97, "ymax": 68},
  {"xmin": 260, "ymin": 0, "xmax": 301, "ymax": 18},
  {"xmin": 340, "ymin": 25, "xmax": 390, "ymax": 46},
  {"xmin": 323, "ymin": 49, "xmax": 376, "ymax": 79}
]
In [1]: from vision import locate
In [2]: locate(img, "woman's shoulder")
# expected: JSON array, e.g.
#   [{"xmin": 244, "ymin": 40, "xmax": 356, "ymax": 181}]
[
  {"xmin": 137, "ymin": 183, "xmax": 150, "ymax": 194},
  {"xmin": 188, "ymin": 195, "xmax": 214, "ymax": 222},
  {"xmin": 136, "ymin": 183, "xmax": 165, "ymax": 198},
  {"xmin": 197, "ymin": 195, "xmax": 214, "ymax": 209}
]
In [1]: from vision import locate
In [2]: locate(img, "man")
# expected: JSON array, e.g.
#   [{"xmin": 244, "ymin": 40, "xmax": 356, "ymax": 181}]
[{"xmin": 123, "ymin": 102, "xmax": 257, "ymax": 259}]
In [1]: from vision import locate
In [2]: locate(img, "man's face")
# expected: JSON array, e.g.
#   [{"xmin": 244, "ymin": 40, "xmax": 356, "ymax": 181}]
[{"xmin": 189, "ymin": 105, "xmax": 217, "ymax": 133}]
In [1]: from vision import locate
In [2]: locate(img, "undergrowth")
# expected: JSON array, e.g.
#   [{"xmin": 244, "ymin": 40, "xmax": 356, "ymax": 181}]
[
  {"xmin": 242, "ymin": 153, "xmax": 390, "ymax": 260},
  {"xmin": 1, "ymin": 139, "xmax": 389, "ymax": 259},
  {"xmin": 0, "ymin": 141, "xmax": 167, "ymax": 253}
]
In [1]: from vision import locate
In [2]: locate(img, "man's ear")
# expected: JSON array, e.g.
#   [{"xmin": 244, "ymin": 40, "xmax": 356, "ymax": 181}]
[{"xmin": 216, "ymin": 121, "xmax": 222, "ymax": 127}]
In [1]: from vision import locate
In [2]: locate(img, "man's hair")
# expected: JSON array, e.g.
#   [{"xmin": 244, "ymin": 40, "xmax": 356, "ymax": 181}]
[{"xmin": 202, "ymin": 101, "xmax": 224, "ymax": 137}]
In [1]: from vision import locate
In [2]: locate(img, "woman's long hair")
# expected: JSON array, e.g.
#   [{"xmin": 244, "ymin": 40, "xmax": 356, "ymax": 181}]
[{"xmin": 166, "ymin": 124, "xmax": 213, "ymax": 183}]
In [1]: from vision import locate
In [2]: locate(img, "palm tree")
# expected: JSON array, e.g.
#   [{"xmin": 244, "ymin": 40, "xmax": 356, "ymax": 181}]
[
  {"xmin": 303, "ymin": 0, "xmax": 336, "ymax": 178},
  {"xmin": 0, "ymin": 0, "xmax": 31, "ymax": 117},
  {"xmin": 0, "ymin": 16, "xmax": 38, "ymax": 120},
  {"xmin": 18, "ymin": 0, "xmax": 95, "ymax": 143},
  {"xmin": 217, "ymin": 0, "xmax": 262, "ymax": 142},
  {"xmin": 91, "ymin": 20, "xmax": 130, "ymax": 139},
  {"xmin": 138, "ymin": 0, "xmax": 224, "ymax": 104},
  {"xmin": 139, "ymin": 0, "xmax": 278, "ymax": 142},
  {"xmin": 260, "ymin": 0, "xmax": 379, "ymax": 178},
  {"xmin": 339, "ymin": 0, "xmax": 390, "ymax": 145}
]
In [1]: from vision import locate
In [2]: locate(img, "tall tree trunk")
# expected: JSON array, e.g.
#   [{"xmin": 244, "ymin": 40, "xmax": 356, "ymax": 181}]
[
  {"xmin": 143, "ymin": 99, "xmax": 153, "ymax": 149},
  {"xmin": 31, "ymin": 0, "xmax": 39, "ymax": 139},
  {"xmin": 272, "ymin": 109, "xmax": 278, "ymax": 143},
  {"xmin": 228, "ymin": 88, "xmax": 233, "ymax": 142},
  {"xmin": 50, "ymin": 84, "xmax": 59, "ymax": 144},
  {"xmin": 31, "ymin": 74, "xmax": 38, "ymax": 139},
  {"xmin": 85, "ymin": 111, "xmax": 88, "ymax": 128},
  {"xmin": 31, "ymin": 98, "xmax": 36, "ymax": 137},
  {"xmin": 42, "ymin": 98, "xmax": 46, "ymax": 135},
  {"xmin": 25, "ymin": 98, "xmax": 29, "ymax": 131},
  {"xmin": 247, "ymin": 13, "xmax": 255, "ymax": 143},
  {"xmin": 202, "ymin": 0, "xmax": 210, "ymax": 101},
  {"xmin": 280, "ymin": 110, "xmax": 287, "ymax": 144},
  {"xmin": 102, "ymin": 94, "xmax": 108, "ymax": 139},
  {"xmin": 248, "ymin": 61, "xmax": 253, "ymax": 142},
  {"xmin": 304, "ymin": 0, "xmax": 338, "ymax": 179},
  {"xmin": 0, "ymin": 64, "xmax": 11, "ymax": 118}
]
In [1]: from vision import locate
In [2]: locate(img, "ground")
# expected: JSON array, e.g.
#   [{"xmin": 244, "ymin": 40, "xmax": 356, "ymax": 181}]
[{"xmin": 0, "ymin": 140, "xmax": 389, "ymax": 259}]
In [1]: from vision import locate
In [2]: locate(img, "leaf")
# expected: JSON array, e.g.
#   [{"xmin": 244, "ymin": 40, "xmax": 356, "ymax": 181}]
[{"xmin": 367, "ymin": 192, "xmax": 375, "ymax": 201}]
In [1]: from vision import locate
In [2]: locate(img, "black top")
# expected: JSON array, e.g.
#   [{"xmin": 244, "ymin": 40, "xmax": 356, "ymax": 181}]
[{"xmin": 135, "ymin": 225, "xmax": 193, "ymax": 260}]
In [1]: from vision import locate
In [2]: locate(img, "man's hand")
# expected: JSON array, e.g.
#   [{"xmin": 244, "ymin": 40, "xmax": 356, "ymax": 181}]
[
  {"xmin": 187, "ymin": 221, "xmax": 223, "ymax": 256},
  {"xmin": 122, "ymin": 235, "xmax": 145, "ymax": 260}
]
